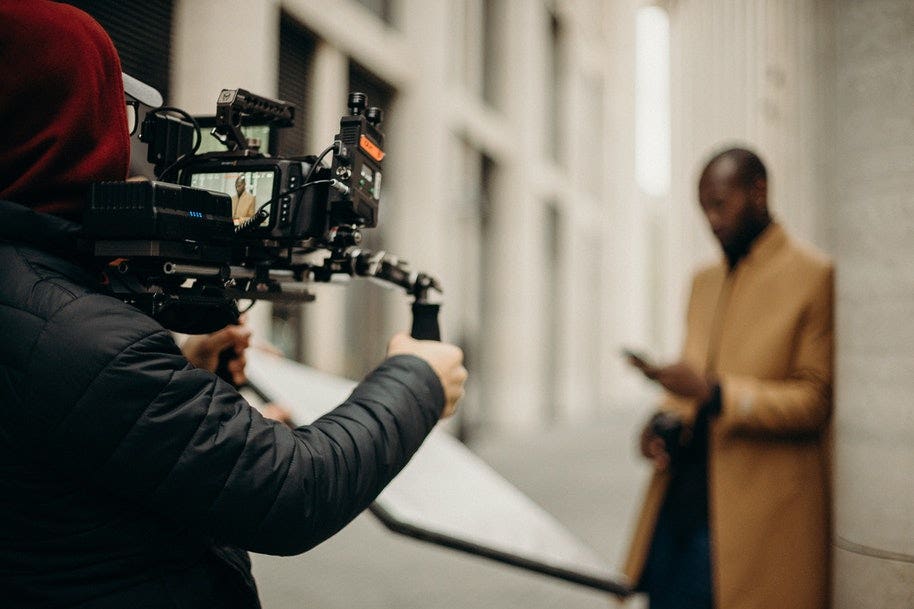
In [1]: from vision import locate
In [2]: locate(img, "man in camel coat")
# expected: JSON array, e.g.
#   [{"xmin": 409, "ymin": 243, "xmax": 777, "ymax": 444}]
[
  {"xmin": 624, "ymin": 147, "xmax": 833, "ymax": 609},
  {"xmin": 232, "ymin": 175, "xmax": 257, "ymax": 223}
]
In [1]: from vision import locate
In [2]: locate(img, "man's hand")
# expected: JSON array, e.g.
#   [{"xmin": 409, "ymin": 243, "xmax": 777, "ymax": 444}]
[
  {"xmin": 259, "ymin": 403, "xmax": 295, "ymax": 427},
  {"xmin": 181, "ymin": 324, "xmax": 252, "ymax": 386},
  {"xmin": 640, "ymin": 422, "xmax": 671, "ymax": 472},
  {"xmin": 386, "ymin": 333, "xmax": 467, "ymax": 419},
  {"xmin": 632, "ymin": 360, "xmax": 713, "ymax": 403}
]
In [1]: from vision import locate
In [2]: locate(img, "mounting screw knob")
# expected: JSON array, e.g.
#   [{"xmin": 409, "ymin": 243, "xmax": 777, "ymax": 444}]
[
  {"xmin": 348, "ymin": 92, "xmax": 367, "ymax": 116},
  {"xmin": 365, "ymin": 106, "xmax": 384, "ymax": 126}
]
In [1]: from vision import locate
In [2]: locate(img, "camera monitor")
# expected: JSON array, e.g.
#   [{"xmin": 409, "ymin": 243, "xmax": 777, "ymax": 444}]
[{"xmin": 188, "ymin": 169, "xmax": 277, "ymax": 227}]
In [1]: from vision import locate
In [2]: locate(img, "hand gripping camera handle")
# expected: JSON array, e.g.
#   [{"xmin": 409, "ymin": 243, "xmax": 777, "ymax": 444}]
[
  {"xmin": 410, "ymin": 302, "xmax": 441, "ymax": 341},
  {"xmin": 216, "ymin": 347, "xmax": 238, "ymax": 386}
]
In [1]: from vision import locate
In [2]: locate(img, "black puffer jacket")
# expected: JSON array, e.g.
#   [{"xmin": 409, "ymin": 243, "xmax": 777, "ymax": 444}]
[{"xmin": 0, "ymin": 201, "xmax": 445, "ymax": 608}]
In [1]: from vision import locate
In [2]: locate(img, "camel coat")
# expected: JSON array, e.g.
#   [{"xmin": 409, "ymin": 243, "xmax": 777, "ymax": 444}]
[{"xmin": 623, "ymin": 223, "xmax": 833, "ymax": 609}]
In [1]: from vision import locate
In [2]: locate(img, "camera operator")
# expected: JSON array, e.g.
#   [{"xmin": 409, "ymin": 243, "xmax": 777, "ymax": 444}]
[{"xmin": 0, "ymin": 3, "xmax": 466, "ymax": 608}]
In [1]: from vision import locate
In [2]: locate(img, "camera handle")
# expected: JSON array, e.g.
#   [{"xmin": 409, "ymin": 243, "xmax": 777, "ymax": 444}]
[
  {"xmin": 312, "ymin": 243, "xmax": 444, "ymax": 342},
  {"xmin": 411, "ymin": 302, "xmax": 441, "ymax": 341},
  {"xmin": 408, "ymin": 271, "xmax": 442, "ymax": 341},
  {"xmin": 215, "ymin": 347, "xmax": 237, "ymax": 386}
]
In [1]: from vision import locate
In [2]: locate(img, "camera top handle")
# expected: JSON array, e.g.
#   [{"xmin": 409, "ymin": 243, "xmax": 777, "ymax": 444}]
[{"xmin": 212, "ymin": 89, "xmax": 295, "ymax": 152}]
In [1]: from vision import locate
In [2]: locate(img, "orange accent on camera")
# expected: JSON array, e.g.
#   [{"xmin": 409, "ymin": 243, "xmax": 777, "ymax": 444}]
[{"xmin": 359, "ymin": 135, "xmax": 385, "ymax": 162}]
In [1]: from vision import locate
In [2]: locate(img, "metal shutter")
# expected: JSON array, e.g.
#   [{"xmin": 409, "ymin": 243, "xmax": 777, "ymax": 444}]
[
  {"xmin": 65, "ymin": 0, "xmax": 174, "ymax": 102},
  {"xmin": 276, "ymin": 13, "xmax": 316, "ymax": 158}
]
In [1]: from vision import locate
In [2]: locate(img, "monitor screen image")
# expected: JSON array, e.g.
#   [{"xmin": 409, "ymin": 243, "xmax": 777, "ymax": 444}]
[{"xmin": 189, "ymin": 170, "xmax": 276, "ymax": 226}]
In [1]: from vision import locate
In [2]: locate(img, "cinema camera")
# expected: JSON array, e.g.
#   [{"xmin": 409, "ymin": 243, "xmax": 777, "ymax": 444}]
[{"xmin": 84, "ymin": 89, "xmax": 441, "ymax": 338}]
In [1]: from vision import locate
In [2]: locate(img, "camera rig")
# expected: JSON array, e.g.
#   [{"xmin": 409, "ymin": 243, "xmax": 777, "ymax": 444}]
[{"xmin": 84, "ymin": 89, "xmax": 441, "ymax": 338}]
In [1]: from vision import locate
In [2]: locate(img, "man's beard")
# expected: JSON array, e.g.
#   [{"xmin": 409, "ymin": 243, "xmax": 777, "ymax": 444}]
[{"xmin": 722, "ymin": 210, "xmax": 770, "ymax": 267}]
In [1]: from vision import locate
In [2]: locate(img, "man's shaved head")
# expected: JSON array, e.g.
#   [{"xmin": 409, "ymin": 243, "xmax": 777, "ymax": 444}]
[
  {"xmin": 698, "ymin": 146, "xmax": 771, "ymax": 264},
  {"xmin": 701, "ymin": 147, "xmax": 767, "ymax": 190}
]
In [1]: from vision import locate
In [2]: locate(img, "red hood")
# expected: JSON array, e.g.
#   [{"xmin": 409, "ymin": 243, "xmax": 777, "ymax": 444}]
[{"xmin": 0, "ymin": 0, "xmax": 129, "ymax": 220}]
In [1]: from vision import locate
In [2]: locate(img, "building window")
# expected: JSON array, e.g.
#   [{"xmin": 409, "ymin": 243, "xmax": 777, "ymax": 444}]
[
  {"xmin": 66, "ymin": 0, "xmax": 174, "ymax": 101},
  {"xmin": 546, "ymin": 11, "xmax": 567, "ymax": 165},
  {"xmin": 348, "ymin": 61, "xmax": 395, "ymax": 123},
  {"xmin": 354, "ymin": 0, "xmax": 394, "ymax": 26},
  {"xmin": 481, "ymin": 0, "xmax": 504, "ymax": 108},
  {"xmin": 453, "ymin": 0, "xmax": 503, "ymax": 109},
  {"xmin": 543, "ymin": 201, "xmax": 563, "ymax": 423},
  {"xmin": 276, "ymin": 13, "xmax": 317, "ymax": 159},
  {"xmin": 268, "ymin": 14, "xmax": 318, "ymax": 363},
  {"xmin": 451, "ymin": 138, "xmax": 497, "ymax": 441}
]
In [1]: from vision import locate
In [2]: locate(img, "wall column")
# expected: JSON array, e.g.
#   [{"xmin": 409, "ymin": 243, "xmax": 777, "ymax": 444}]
[{"xmin": 831, "ymin": 1, "xmax": 914, "ymax": 605}]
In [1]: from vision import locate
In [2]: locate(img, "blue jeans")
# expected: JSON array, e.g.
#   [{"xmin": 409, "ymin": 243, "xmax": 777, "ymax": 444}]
[{"xmin": 640, "ymin": 504, "xmax": 713, "ymax": 609}]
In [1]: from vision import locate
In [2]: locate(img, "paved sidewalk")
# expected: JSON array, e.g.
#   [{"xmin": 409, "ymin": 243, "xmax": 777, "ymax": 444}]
[{"xmin": 252, "ymin": 408, "xmax": 651, "ymax": 609}]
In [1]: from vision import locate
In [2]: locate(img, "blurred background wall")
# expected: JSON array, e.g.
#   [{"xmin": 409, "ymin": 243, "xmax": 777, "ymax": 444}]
[{"xmin": 67, "ymin": 0, "xmax": 914, "ymax": 605}]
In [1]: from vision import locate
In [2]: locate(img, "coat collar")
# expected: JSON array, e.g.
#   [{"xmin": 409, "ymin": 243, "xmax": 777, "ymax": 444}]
[
  {"xmin": 742, "ymin": 221, "xmax": 787, "ymax": 267},
  {"xmin": 720, "ymin": 220, "xmax": 786, "ymax": 273}
]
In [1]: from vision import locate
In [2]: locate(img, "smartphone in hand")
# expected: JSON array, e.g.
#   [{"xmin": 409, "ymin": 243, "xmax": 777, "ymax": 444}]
[{"xmin": 622, "ymin": 348, "xmax": 655, "ymax": 373}]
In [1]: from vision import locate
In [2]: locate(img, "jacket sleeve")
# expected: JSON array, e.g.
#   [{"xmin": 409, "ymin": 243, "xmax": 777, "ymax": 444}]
[
  {"xmin": 22, "ymin": 293, "xmax": 444, "ymax": 556},
  {"xmin": 715, "ymin": 265, "xmax": 834, "ymax": 437}
]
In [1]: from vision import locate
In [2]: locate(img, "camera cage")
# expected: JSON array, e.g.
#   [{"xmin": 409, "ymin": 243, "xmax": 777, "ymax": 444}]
[{"xmin": 84, "ymin": 88, "xmax": 441, "ymax": 336}]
